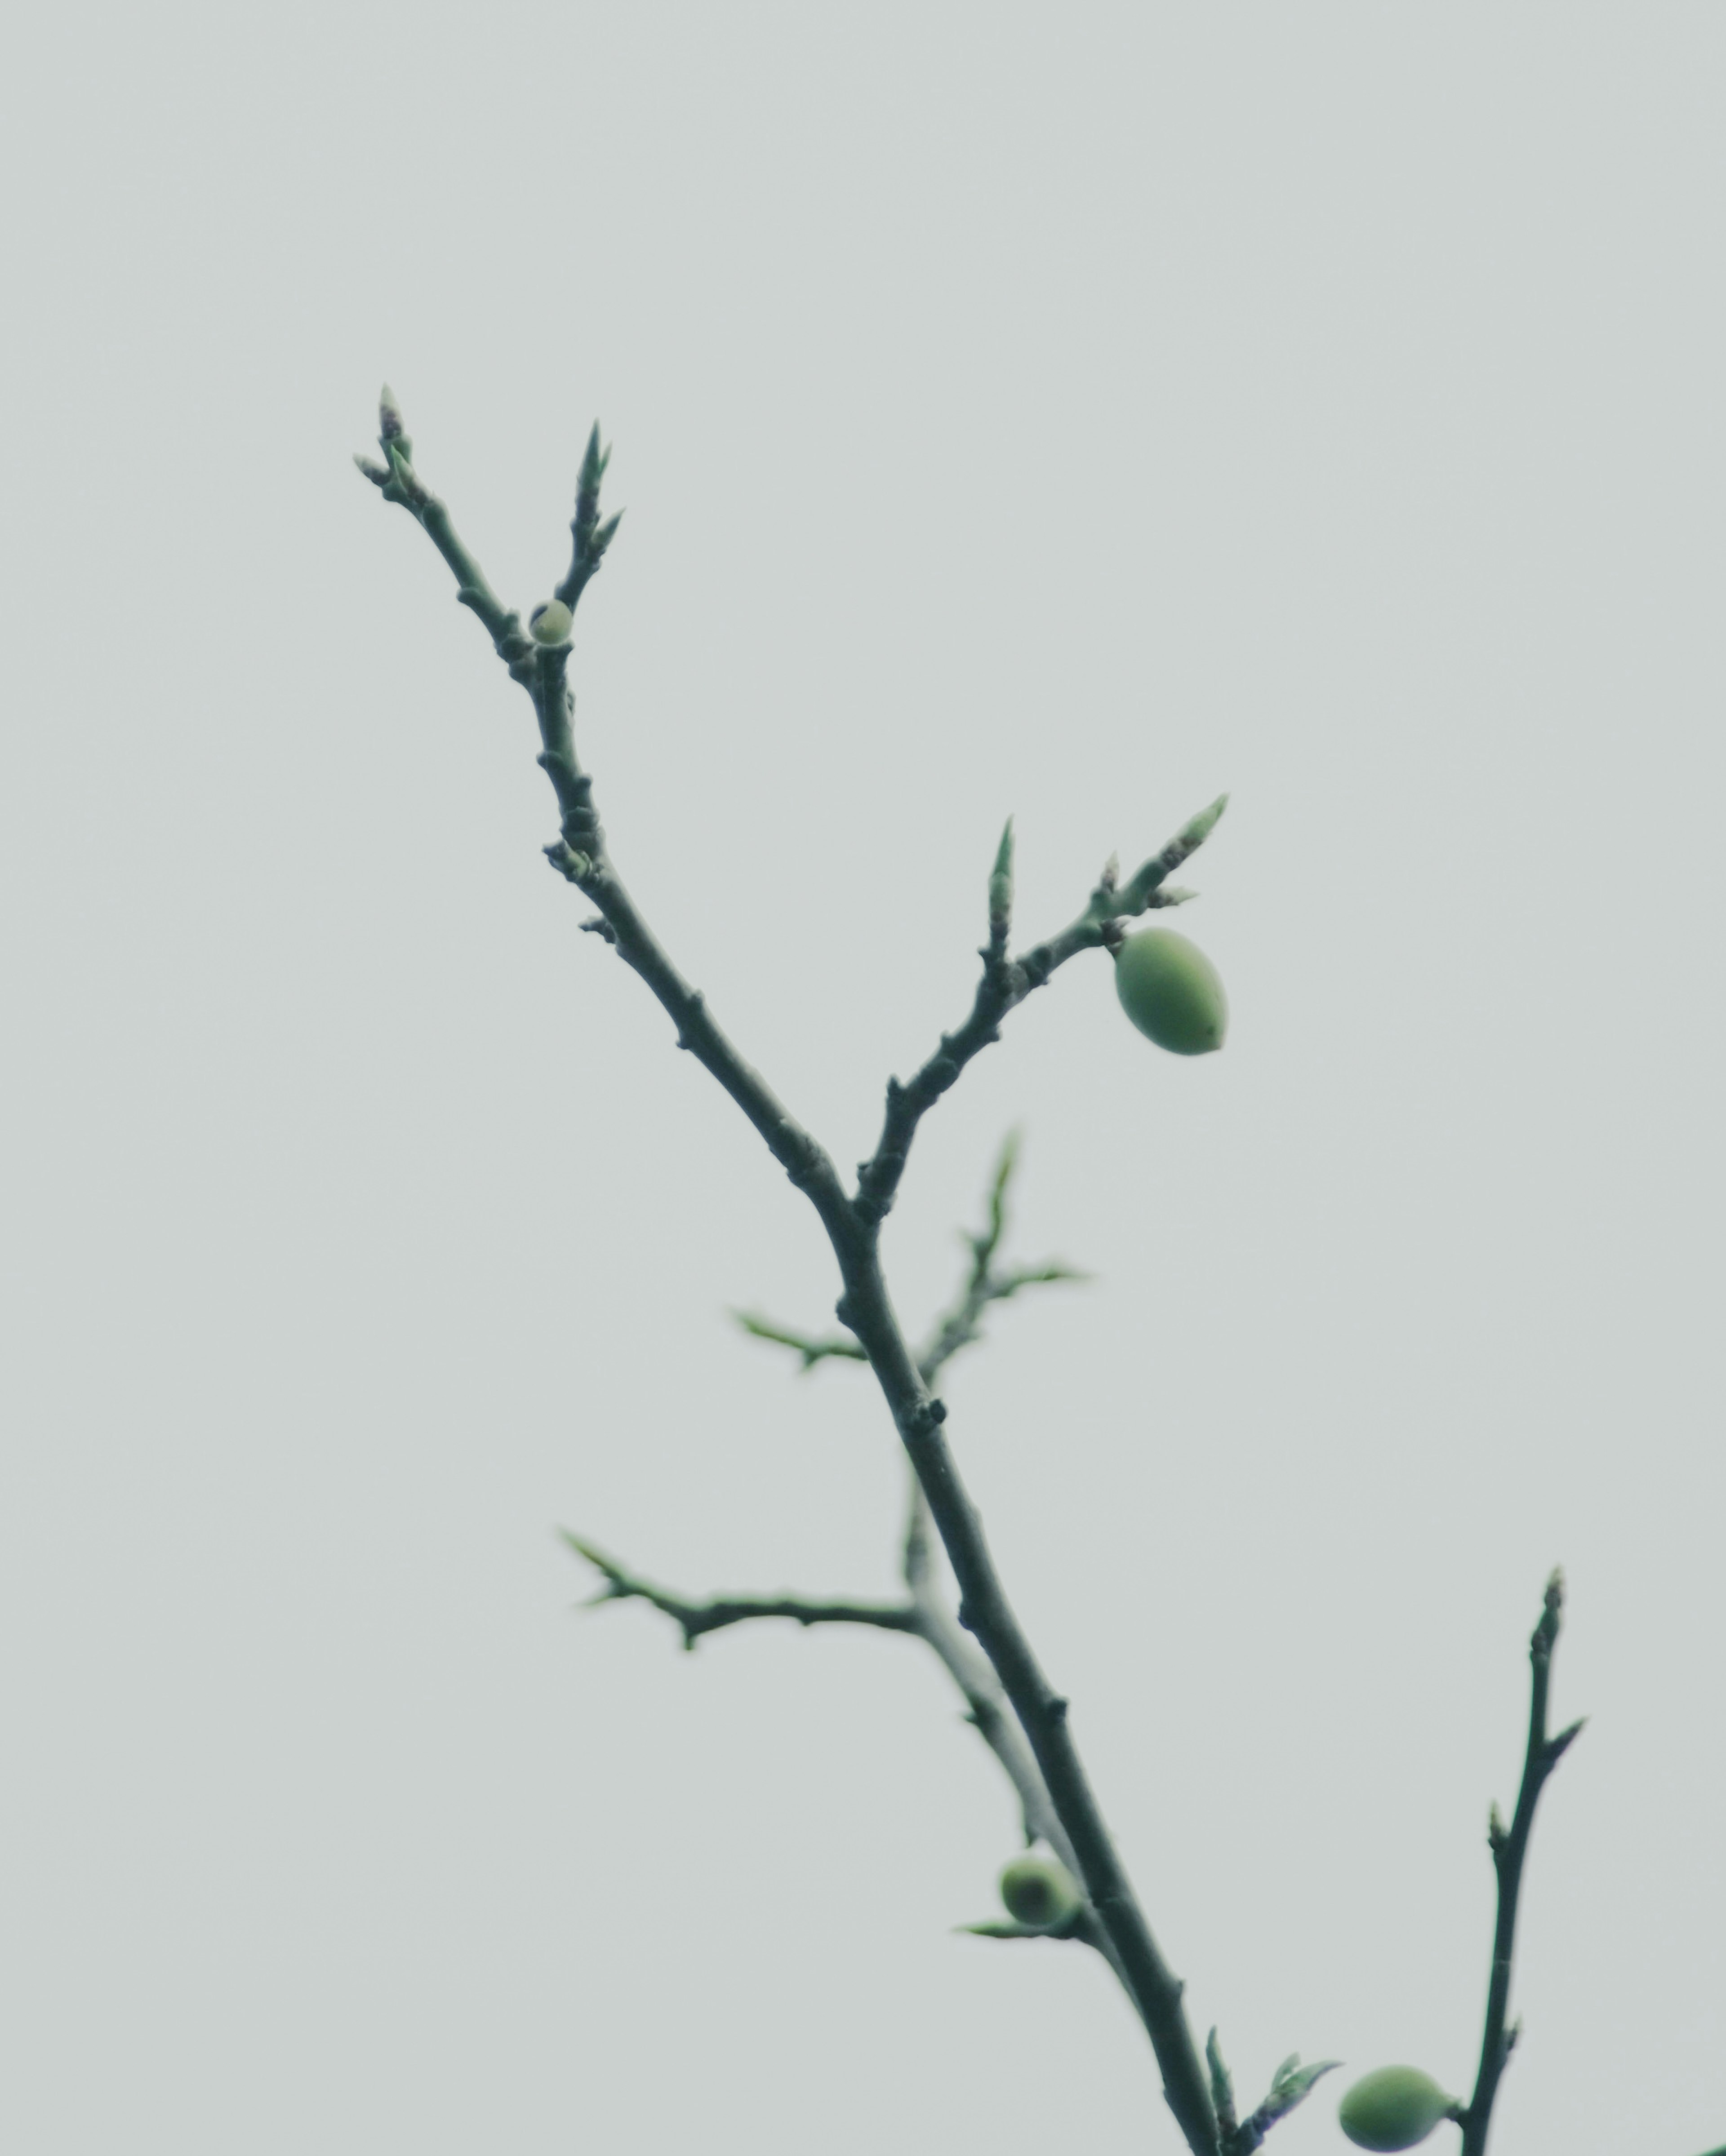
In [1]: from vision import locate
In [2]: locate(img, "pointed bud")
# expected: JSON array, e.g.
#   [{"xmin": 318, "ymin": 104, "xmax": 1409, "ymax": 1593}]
[
  {"xmin": 1206, "ymin": 2028, "xmax": 1238, "ymax": 2128},
  {"xmin": 988, "ymin": 816, "xmax": 1015, "ymax": 927},
  {"xmin": 378, "ymin": 384, "xmax": 405, "ymax": 441},
  {"xmin": 353, "ymin": 452, "xmax": 389, "ymax": 486},
  {"xmin": 579, "ymin": 420, "xmax": 610, "ymax": 496},
  {"xmin": 1249, "ymin": 2056, "xmax": 1342, "ymax": 2135},
  {"xmin": 1179, "ymin": 794, "xmax": 1228, "ymax": 848}
]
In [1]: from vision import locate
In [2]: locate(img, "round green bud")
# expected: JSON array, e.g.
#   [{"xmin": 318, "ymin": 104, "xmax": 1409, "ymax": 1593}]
[
  {"xmin": 998, "ymin": 1852, "xmax": 1083, "ymax": 1930},
  {"xmin": 1113, "ymin": 927, "xmax": 1227, "ymax": 1056},
  {"xmin": 530, "ymin": 599, "xmax": 574, "ymax": 645},
  {"xmin": 1338, "ymin": 2066, "xmax": 1457, "ymax": 2152}
]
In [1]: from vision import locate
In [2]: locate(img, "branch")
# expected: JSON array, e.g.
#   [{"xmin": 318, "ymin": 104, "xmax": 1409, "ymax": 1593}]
[
  {"xmin": 738, "ymin": 1132, "xmax": 1085, "ymax": 1387},
  {"xmin": 1459, "ymin": 1570, "xmax": 1585, "ymax": 2156},
  {"xmin": 565, "ymin": 1482, "xmax": 1140, "ymax": 2002},
  {"xmin": 562, "ymin": 1500, "xmax": 1070, "ymax": 1894},
  {"xmin": 731, "ymin": 1311, "xmax": 867, "ymax": 1371},
  {"xmin": 562, "ymin": 1533, "xmax": 918, "ymax": 1650},
  {"xmin": 361, "ymin": 402, "xmax": 1223, "ymax": 2156},
  {"xmin": 852, "ymin": 801, "xmax": 1227, "ymax": 1229}
]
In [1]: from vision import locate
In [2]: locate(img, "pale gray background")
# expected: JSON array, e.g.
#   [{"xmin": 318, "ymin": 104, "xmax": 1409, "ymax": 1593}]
[{"xmin": 2, "ymin": 6, "xmax": 1722, "ymax": 2153}]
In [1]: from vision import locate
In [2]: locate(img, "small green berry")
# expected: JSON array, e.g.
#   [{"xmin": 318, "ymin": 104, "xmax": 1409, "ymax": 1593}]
[
  {"xmin": 530, "ymin": 599, "xmax": 574, "ymax": 645},
  {"xmin": 1113, "ymin": 927, "xmax": 1227, "ymax": 1056},
  {"xmin": 1338, "ymin": 2066, "xmax": 1457, "ymax": 2152},
  {"xmin": 998, "ymin": 1852, "xmax": 1083, "ymax": 1930}
]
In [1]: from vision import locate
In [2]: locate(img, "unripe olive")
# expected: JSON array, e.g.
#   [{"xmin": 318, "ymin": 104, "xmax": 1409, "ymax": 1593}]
[
  {"xmin": 1337, "ymin": 2066, "xmax": 1457, "ymax": 2152},
  {"xmin": 530, "ymin": 599, "xmax": 574, "ymax": 644},
  {"xmin": 998, "ymin": 1852, "xmax": 1083, "ymax": 1930},
  {"xmin": 1113, "ymin": 928, "xmax": 1227, "ymax": 1056}
]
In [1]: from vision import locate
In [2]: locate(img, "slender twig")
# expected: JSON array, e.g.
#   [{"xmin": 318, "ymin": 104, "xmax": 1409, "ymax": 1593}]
[
  {"xmin": 731, "ymin": 1312, "xmax": 868, "ymax": 1369},
  {"xmin": 1459, "ymin": 1570, "xmax": 1586, "ymax": 2156},
  {"xmin": 1204, "ymin": 2032, "xmax": 1338, "ymax": 2156},
  {"xmin": 918, "ymin": 1254, "xmax": 1085, "ymax": 1382},
  {"xmin": 565, "ymin": 1476, "xmax": 1137, "ymax": 1995},
  {"xmin": 361, "ymin": 401, "xmax": 1223, "ymax": 2156},
  {"xmin": 738, "ymin": 1132, "xmax": 1084, "ymax": 1385},
  {"xmin": 562, "ymin": 1533, "xmax": 918, "ymax": 1648},
  {"xmin": 852, "ymin": 806, "xmax": 1224, "ymax": 1231}
]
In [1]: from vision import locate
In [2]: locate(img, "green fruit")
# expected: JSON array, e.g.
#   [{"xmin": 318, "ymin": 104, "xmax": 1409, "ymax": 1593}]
[
  {"xmin": 1113, "ymin": 928, "xmax": 1227, "ymax": 1056},
  {"xmin": 1338, "ymin": 2066, "xmax": 1457, "ymax": 2152},
  {"xmin": 998, "ymin": 1852, "xmax": 1083, "ymax": 1930},
  {"xmin": 530, "ymin": 599, "xmax": 574, "ymax": 644}
]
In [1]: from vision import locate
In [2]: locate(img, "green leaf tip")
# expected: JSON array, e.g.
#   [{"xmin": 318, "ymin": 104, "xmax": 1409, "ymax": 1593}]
[
  {"xmin": 988, "ymin": 816, "xmax": 1015, "ymax": 925},
  {"xmin": 1181, "ymin": 793, "xmax": 1228, "ymax": 847},
  {"xmin": 1206, "ymin": 2028, "xmax": 1236, "ymax": 2114},
  {"xmin": 579, "ymin": 421, "xmax": 612, "ymax": 493},
  {"xmin": 1270, "ymin": 2054, "xmax": 1342, "ymax": 2101}
]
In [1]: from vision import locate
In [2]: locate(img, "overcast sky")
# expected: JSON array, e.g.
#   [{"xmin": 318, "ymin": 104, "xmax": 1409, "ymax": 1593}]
[{"xmin": 3, "ymin": 8, "xmax": 1723, "ymax": 2155}]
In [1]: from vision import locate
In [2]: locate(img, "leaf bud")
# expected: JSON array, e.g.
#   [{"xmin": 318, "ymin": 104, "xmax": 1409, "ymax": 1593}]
[
  {"xmin": 988, "ymin": 817, "xmax": 1015, "ymax": 927},
  {"xmin": 1337, "ymin": 2066, "xmax": 1457, "ymax": 2152},
  {"xmin": 1113, "ymin": 927, "xmax": 1227, "ymax": 1056},
  {"xmin": 530, "ymin": 599, "xmax": 574, "ymax": 645},
  {"xmin": 998, "ymin": 1851, "xmax": 1083, "ymax": 1930}
]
